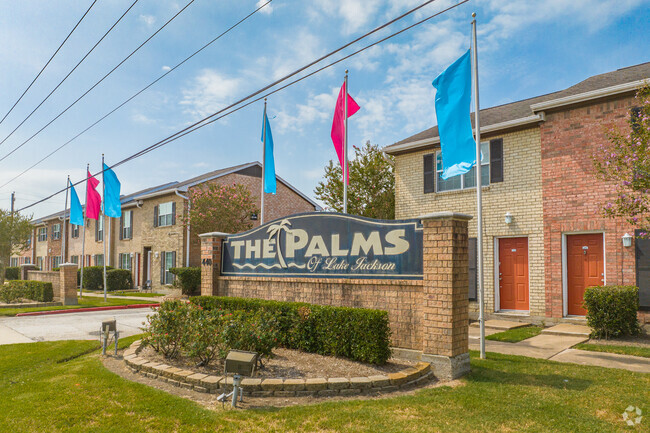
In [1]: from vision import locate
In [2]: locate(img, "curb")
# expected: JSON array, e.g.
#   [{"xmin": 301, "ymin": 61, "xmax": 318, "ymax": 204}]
[{"xmin": 15, "ymin": 303, "xmax": 159, "ymax": 317}]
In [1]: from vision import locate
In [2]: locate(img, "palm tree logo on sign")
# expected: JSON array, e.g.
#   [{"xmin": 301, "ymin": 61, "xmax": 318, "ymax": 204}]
[{"xmin": 267, "ymin": 219, "xmax": 292, "ymax": 269}]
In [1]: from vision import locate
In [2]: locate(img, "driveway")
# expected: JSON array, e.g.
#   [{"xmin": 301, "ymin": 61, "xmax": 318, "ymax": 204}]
[{"xmin": 0, "ymin": 308, "xmax": 153, "ymax": 345}]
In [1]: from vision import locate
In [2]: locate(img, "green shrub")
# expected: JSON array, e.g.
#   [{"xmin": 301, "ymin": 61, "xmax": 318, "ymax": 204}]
[
  {"xmin": 4, "ymin": 267, "xmax": 20, "ymax": 280},
  {"xmin": 190, "ymin": 296, "xmax": 392, "ymax": 364},
  {"xmin": 182, "ymin": 303, "xmax": 228, "ymax": 366},
  {"xmin": 107, "ymin": 269, "xmax": 132, "ymax": 291},
  {"xmin": 221, "ymin": 310, "xmax": 280, "ymax": 365},
  {"xmin": 169, "ymin": 267, "xmax": 201, "ymax": 296},
  {"xmin": 584, "ymin": 285, "xmax": 641, "ymax": 339},
  {"xmin": 0, "ymin": 280, "xmax": 54, "ymax": 303},
  {"xmin": 142, "ymin": 300, "xmax": 189, "ymax": 358},
  {"xmin": 77, "ymin": 266, "xmax": 113, "ymax": 290}
]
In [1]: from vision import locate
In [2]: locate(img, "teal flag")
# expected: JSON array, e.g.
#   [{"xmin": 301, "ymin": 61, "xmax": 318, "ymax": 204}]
[
  {"xmin": 102, "ymin": 163, "xmax": 121, "ymax": 217},
  {"xmin": 432, "ymin": 49, "xmax": 476, "ymax": 180},
  {"xmin": 261, "ymin": 112, "xmax": 276, "ymax": 194},
  {"xmin": 69, "ymin": 180, "xmax": 84, "ymax": 226}
]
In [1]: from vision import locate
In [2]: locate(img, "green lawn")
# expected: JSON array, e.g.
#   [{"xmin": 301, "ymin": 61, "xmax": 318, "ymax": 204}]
[
  {"xmin": 0, "ymin": 341, "xmax": 647, "ymax": 432},
  {"xmin": 80, "ymin": 290, "xmax": 165, "ymax": 298},
  {"xmin": 574, "ymin": 343, "xmax": 650, "ymax": 359},
  {"xmin": 0, "ymin": 296, "xmax": 157, "ymax": 317},
  {"xmin": 486, "ymin": 326, "xmax": 543, "ymax": 343}
]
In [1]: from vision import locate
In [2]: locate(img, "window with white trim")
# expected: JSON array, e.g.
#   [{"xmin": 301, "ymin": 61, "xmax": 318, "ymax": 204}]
[
  {"xmin": 158, "ymin": 202, "xmax": 174, "ymax": 227},
  {"xmin": 53, "ymin": 256, "xmax": 62, "ymax": 268},
  {"xmin": 71, "ymin": 255, "xmax": 79, "ymax": 265},
  {"xmin": 94, "ymin": 254, "xmax": 104, "ymax": 266},
  {"xmin": 10, "ymin": 257, "xmax": 18, "ymax": 267},
  {"xmin": 52, "ymin": 224, "xmax": 61, "ymax": 240},
  {"xmin": 97, "ymin": 218, "xmax": 103, "ymax": 242},
  {"xmin": 435, "ymin": 142, "xmax": 490, "ymax": 192},
  {"xmin": 71, "ymin": 224, "xmax": 80, "ymax": 238},
  {"xmin": 122, "ymin": 210, "xmax": 133, "ymax": 239},
  {"xmin": 37, "ymin": 257, "xmax": 43, "ymax": 269},
  {"xmin": 38, "ymin": 227, "xmax": 47, "ymax": 242},
  {"xmin": 119, "ymin": 253, "xmax": 132, "ymax": 271}
]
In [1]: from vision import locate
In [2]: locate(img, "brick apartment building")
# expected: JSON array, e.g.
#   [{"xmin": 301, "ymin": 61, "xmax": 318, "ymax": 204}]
[
  {"xmin": 384, "ymin": 62, "xmax": 650, "ymax": 323},
  {"xmin": 13, "ymin": 162, "xmax": 319, "ymax": 291}
]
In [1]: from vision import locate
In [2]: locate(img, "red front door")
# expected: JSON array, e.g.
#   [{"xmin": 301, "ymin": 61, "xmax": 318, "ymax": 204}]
[
  {"xmin": 567, "ymin": 234, "xmax": 604, "ymax": 316},
  {"xmin": 499, "ymin": 237, "xmax": 529, "ymax": 311}
]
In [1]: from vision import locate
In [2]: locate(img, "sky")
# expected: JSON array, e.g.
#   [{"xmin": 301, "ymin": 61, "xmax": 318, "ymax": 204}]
[{"xmin": 0, "ymin": 0, "xmax": 648, "ymax": 219}]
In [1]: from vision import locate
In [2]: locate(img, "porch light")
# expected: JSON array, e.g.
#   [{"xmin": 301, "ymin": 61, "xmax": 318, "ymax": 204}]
[
  {"xmin": 622, "ymin": 233, "xmax": 633, "ymax": 248},
  {"xmin": 504, "ymin": 212, "xmax": 513, "ymax": 225}
]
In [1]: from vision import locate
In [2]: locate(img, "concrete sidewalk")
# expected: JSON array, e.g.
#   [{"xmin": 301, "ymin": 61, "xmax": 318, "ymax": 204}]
[{"xmin": 469, "ymin": 322, "xmax": 650, "ymax": 374}]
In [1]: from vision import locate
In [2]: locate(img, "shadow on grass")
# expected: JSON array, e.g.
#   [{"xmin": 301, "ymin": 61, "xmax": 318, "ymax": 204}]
[{"xmin": 467, "ymin": 362, "xmax": 592, "ymax": 391}]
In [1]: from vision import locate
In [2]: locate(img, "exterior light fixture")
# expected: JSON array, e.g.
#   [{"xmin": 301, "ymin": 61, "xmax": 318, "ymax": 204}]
[
  {"xmin": 622, "ymin": 233, "xmax": 633, "ymax": 247},
  {"xmin": 504, "ymin": 212, "xmax": 513, "ymax": 225}
]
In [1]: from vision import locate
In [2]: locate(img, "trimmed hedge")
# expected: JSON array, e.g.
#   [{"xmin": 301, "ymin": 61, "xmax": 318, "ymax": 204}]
[
  {"xmin": 0, "ymin": 280, "xmax": 53, "ymax": 303},
  {"xmin": 4, "ymin": 267, "xmax": 20, "ymax": 280},
  {"xmin": 107, "ymin": 269, "xmax": 132, "ymax": 291},
  {"xmin": 77, "ymin": 266, "xmax": 114, "ymax": 290},
  {"xmin": 169, "ymin": 267, "xmax": 200, "ymax": 296},
  {"xmin": 584, "ymin": 285, "xmax": 641, "ymax": 339},
  {"xmin": 190, "ymin": 296, "xmax": 392, "ymax": 364}
]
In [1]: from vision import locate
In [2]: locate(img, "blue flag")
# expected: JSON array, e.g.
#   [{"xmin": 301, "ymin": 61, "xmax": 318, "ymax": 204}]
[
  {"xmin": 432, "ymin": 49, "xmax": 476, "ymax": 180},
  {"xmin": 261, "ymin": 112, "xmax": 276, "ymax": 194},
  {"xmin": 102, "ymin": 163, "xmax": 121, "ymax": 218},
  {"xmin": 69, "ymin": 180, "xmax": 84, "ymax": 226}
]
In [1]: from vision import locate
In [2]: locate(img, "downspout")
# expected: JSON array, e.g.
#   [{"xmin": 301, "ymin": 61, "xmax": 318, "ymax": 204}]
[{"xmin": 175, "ymin": 190, "xmax": 191, "ymax": 267}]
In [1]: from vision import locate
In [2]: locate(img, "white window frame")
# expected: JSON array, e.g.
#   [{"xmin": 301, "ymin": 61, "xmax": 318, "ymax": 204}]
[
  {"xmin": 97, "ymin": 218, "xmax": 104, "ymax": 242},
  {"xmin": 53, "ymin": 256, "xmax": 62, "ymax": 268},
  {"xmin": 94, "ymin": 254, "xmax": 104, "ymax": 267},
  {"xmin": 120, "ymin": 253, "xmax": 132, "ymax": 271},
  {"xmin": 71, "ymin": 255, "xmax": 79, "ymax": 265},
  {"xmin": 37, "ymin": 257, "xmax": 43, "ymax": 269},
  {"xmin": 123, "ymin": 210, "xmax": 133, "ymax": 239},
  {"xmin": 38, "ymin": 227, "xmax": 47, "ymax": 242},
  {"xmin": 158, "ymin": 202, "xmax": 173, "ymax": 227},
  {"xmin": 71, "ymin": 224, "xmax": 80, "ymax": 238},
  {"xmin": 10, "ymin": 257, "xmax": 18, "ymax": 267},
  {"xmin": 52, "ymin": 224, "xmax": 61, "ymax": 240},
  {"xmin": 163, "ymin": 251, "xmax": 174, "ymax": 285},
  {"xmin": 435, "ymin": 142, "xmax": 490, "ymax": 193}
]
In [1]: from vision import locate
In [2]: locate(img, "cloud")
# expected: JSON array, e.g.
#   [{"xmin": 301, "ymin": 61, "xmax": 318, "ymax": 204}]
[
  {"xmin": 139, "ymin": 14, "xmax": 156, "ymax": 27},
  {"xmin": 161, "ymin": 65, "xmax": 171, "ymax": 72},
  {"xmin": 131, "ymin": 112, "xmax": 157, "ymax": 125},
  {"xmin": 180, "ymin": 69, "xmax": 241, "ymax": 119},
  {"xmin": 274, "ymin": 86, "xmax": 339, "ymax": 133},
  {"xmin": 312, "ymin": 0, "xmax": 383, "ymax": 34},
  {"xmin": 256, "ymin": 0, "xmax": 273, "ymax": 15}
]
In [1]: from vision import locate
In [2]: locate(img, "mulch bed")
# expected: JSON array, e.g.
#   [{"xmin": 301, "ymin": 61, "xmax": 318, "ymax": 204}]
[{"xmin": 140, "ymin": 345, "xmax": 417, "ymax": 379}]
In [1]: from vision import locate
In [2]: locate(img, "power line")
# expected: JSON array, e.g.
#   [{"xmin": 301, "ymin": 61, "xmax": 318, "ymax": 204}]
[
  {"xmin": 0, "ymin": 0, "xmax": 141, "ymax": 149},
  {"xmin": 0, "ymin": 0, "xmax": 272, "ymax": 190},
  {"xmin": 0, "ymin": 0, "xmax": 98, "ymax": 127},
  {"xmin": 15, "ymin": 0, "xmax": 470, "ymax": 213},
  {"xmin": 0, "ymin": 0, "xmax": 197, "ymax": 164}
]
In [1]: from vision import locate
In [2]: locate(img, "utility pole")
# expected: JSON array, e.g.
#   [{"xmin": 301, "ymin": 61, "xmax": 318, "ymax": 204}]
[{"xmin": 10, "ymin": 191, "xmax": 15, "ymax": 215}]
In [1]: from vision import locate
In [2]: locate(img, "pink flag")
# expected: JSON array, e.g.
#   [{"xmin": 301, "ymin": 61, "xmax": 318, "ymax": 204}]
[
  {"xmin": 330, "ymin": 81, "xmax": 360, "ymax": 184},
  {"xmin": 85, "ymin": 170, "xmax": 101, "ymax": 220}
]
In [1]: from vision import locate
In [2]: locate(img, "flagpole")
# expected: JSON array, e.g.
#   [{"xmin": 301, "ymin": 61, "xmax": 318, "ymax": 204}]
[
  {"xmin": 62, "ymin": 176, "xmax": 69, "ymax": 263},
  {"xmin": 102, "ymin": 154, "xmax": 107, "ymax": 302},
  {"xmin": 81, "ymin": 165, "xmax": 88, "ymax": 297},
  {"xmin": 343, "ymin": 70, "xmax": 349, "ymax": 214},
  {"xmin": 471, "ymin": 13, "xmax": 486, "ymax": 360},
  {"xmin": 261, "ymin": 98, "xmax": 267, "ymax": 225}
]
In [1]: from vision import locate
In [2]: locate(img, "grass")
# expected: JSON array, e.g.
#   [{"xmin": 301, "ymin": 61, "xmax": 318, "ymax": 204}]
[
  {"xmin": 486, "ymin": 326, "xmax": 543, "ymax": 343},
  {"xmin": 0, "ymin": 342, "xmax": 648, "ymax": 432},
  {"xmin": 574, "ymin": 343, "xmax": 650, "ymax": 358},
  {"xmin": 0, "ymin": 296, "xmax": 157, "ymax": 317},
  {"xmin": 81, "ymin": 290, "xmax": 165, "ymax": 298}
]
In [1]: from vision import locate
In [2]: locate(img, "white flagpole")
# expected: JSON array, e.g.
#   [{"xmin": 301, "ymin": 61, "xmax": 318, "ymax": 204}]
[
  {"xmin": 102, "ymin": 155, "xmax": 107, "ymax": 302},
  {"xmin": 261, "ymin": 98, "xmax": 267, "ymax": 225},
  {"xmin": 343, "ymin": 70, "xmax": 349, "ymax": 214},
  {"xmin": 471, "ymin": 13, "xmax": 486, "ymax": 360},
  {"xmin": 80, "ymin": 165, "xmax": 88, "ymax": 297},
  {"xmin": 62, "ymin": 176, "xmax": 69, "ymax": 263}
]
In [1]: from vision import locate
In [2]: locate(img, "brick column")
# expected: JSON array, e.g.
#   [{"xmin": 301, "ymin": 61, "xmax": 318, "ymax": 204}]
[
  {"xmin": 20, "ymin": 264, "xmax": 37, "ymax": 280},
  {"xmin": 58, "ymin": 263, "xmax": 78, "ymax": 305},
  {"xmin": 420, "ymin": 211, "xmax": 472, "ymax": 379},
  {"xmin": 199, "ymin": 232, "xmax": 228, "ymax": 297}
]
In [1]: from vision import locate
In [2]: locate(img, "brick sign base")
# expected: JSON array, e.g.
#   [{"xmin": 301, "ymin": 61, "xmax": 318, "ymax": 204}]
[{"xmin": 200, "ymin": 212, "xmax": 471, "ymax": 380}]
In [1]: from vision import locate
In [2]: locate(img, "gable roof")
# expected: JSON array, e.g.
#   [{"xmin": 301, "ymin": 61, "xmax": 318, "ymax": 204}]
[{"xmin": 384, "ymin": 62, "xmax": 650, "ymax": 155}]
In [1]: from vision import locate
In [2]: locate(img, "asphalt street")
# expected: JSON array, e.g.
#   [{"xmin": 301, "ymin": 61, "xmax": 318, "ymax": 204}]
[{"xmin": 0, "ymin": 308, "xmax": 153, "ymax": 345}]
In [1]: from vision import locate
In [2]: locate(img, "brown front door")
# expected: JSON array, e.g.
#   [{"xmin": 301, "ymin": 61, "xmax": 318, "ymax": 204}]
[
  {"xmin": 567, "ymin": 234, "xmax": 604, "ymax": 316},
  {"xmin": 499, "ymin": 237, "xmax": 529, "ymax": 311}
]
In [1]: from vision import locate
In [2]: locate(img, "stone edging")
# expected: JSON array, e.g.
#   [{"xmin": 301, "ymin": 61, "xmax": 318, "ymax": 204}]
[{"xmin": 123, "ymin": 340, "xmax": 434, "ymax": 397}]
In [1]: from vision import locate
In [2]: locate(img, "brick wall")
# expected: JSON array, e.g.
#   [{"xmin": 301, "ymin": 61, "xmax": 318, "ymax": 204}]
[
  {"xmin": 394, "ymin": 128, "xmax": 545, "ymax": 316},
  {"xmin": 541, "ymin": 95, "xmax": 638, "ymax": 318},
  {"xmin": 27, "ymin": 270, "xmax": 61, "ymax": 297}
]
